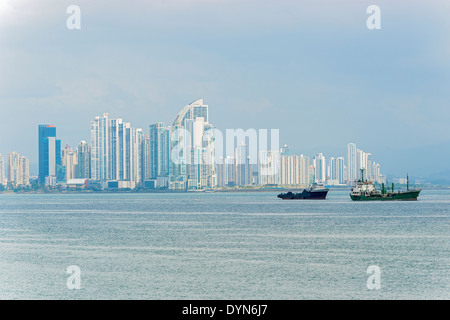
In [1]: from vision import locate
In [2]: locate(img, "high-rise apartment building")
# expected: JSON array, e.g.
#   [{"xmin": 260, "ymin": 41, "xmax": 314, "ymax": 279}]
[
  {"xmin": 90, "ymin": 114, "xmax": 142, "ymax": 187},
  {"xmin": 347, "ymin": 142, "xmax": 357, "ymax": 183},
  {"xmin": 8, "ymin": 152, "xmax": 21, "ymax": 186},
  {"xmin": 20, "ymin": 155, "xmax": 30, "ymax": 186},
  {"xmin": 140, "ymin": 134, "xmax": 151, "ymax": 184},
  {"xmin": 62, "ymin": 144, "xmax": 77, "ymax": 182},
  {"xmin": 76, "ymin": 141, "xmax": 90, "ymax": 179},
  {"xmin": 329, "ymin": 156, "xmax": 345, "ymax": 185},
  {"xmin": 236, "ymin": 142, "xmax": 249, "ymax": 186},
  {"xmin": 149, "ymin": 122, "xmax": 169, "ymax": 181},
  {"xmin": 90, "ymin": 113, "xmax": 109, "ymax": 181},
  {"xmin": 313, "ymin": 153, "xmax": 326, "ymax": 183},
  {"xmin": 7, "ymin": 152, "xmax": 29, "ymax": 186},
  {"xmin": 258, "ymin": 150, "xmax": 280, "ymax": 185},
  {"xmin": 168, "ymin": 99, "xmax": 216, "ymax": 190},
  {"xmin": 0, "ymin": 154, "xmax": 5, "ymax": 186},
  {"xmin": 38, "ymin": 125, "xmax": 61, "ymax": 185}
]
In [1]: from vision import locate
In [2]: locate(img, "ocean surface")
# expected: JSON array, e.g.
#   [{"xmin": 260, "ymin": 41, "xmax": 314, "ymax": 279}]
[{"xmin": 0, "ymin": 189, "xmax": 448, "ymax": 300}]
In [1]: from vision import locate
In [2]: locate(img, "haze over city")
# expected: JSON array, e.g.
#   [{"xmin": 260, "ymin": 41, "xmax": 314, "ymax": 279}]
[{"xmin": 1, "ymin": 0, "xmax": 449, "ymax": 182}]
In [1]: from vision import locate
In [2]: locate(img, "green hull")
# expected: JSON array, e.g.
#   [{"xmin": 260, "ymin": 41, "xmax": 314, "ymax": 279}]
[{"xmin": 350, "ymin": 190, "xmax": 421, "ymax": 201}]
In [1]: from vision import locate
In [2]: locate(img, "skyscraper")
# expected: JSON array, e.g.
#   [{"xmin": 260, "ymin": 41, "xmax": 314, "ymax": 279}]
[
  {"xmin": 134, "ymin": 128, "xmax": 145, "ymax": 185},
  {"xmin": 62, "ymin": 144, "xmax": 77, "ymax": 182},
  {"xmin": 90, "ymin": 113, "xmax": 109, "ymax": 182},
  {"xmin": 347, "ymin": 143, "xmax": 357, "ymax": 183},
  {"xmin": 77, "ymin": 141, "xmax": 91, "ymax": 179},
  {"xmin": 169, "ymin": 99, "xmax": 216, "ymax": 190},
  {"xmin": 140, "ymin": 134, "xmax": 151, "ymax": 184},
  {"xmin": 330, "ymin": 156, "xmax": 345, "ymax": 185},
  {"xmin": 236, "ymin": 142, "xmax": 249, "ymax": 186},
  {"xmin": 0, "ymin": 154, "xmax": 5, "ymax": 186},
  {"xmin": 38, "ymin": 125, "xmax": 61, "ymax": 185},
  {"xmin": 149, "ymin": 122, "xmax": 169, "ymax": 180},
  {"xmin": 258, "ymin": 150, "xmax": 280, "ymax": 185},
  {"xmin": 337, "ymin": 156, "xmax": 345, "ymax": 184},
  {"xmin": 20, "ymin": 155, "xmax": 30, "ymax": 186},
  {"xmin": 8, "ymin": 152, "xmax": 21, "ymax": 186},
  {"xmin": 313, "ymin": 153, "xmax": 326, "ymax": 183}
]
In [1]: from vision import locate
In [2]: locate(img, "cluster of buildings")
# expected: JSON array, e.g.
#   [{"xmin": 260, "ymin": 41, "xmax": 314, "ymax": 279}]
[
  {"xmin": 0, "ymin": 152, "xmax": 30, "ymax": 187},
  {"xmin": 1, "ymin": 99, "xmax": 386, "ymax": 191},
  {"xmin": 255, "ymin": 143, "xmax": 384, "ymax": 187},
  {"xmin": 37, "ymin": 99, "xmax": 218, "ymax": 190}
]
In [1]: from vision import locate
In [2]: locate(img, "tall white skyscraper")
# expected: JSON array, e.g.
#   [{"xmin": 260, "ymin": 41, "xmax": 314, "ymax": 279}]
[
  {"xmin": 258, "ymin": 150, "xmax": 280, "ymax": 185},
  {"xmin": 313, "ymin": 153, "xmax": 326, "ymax": 183},
  {"xmin": 347, "ymin": 142, "xmax": 382, "ymax": 183},
  {"xmin": 90, "ymin": 113, "xmax": 109, "ymax": 181},
  {"xmin": 337, "ymin": 156, "xmax": 345, "ymax": 184},
  {"xmin": 62, "ymin": 144, "xmax": 77, "ymax": 182},
  {"xmin": 169, "ymin": 99, "xmax": 216, "ymax": 190},
  {"xmin": 91, "ymin": 114, "xmax": 142, "ymax": 186},
  {"xmin": 8, "ymin": 152, "xmax": 21, "ymax": 186},
  {"xmin": 0, "ymin": 154, "xmax": 5, "ymax": 186},
  {"xmin": 330, "ymin": 156, "xmax": 345, "ymax": 185},
  {"xmin": 20, "ymin": 156, "xmax": 30, "ymax": 186},
  {"xmin": 7, "ymin": 152, "xmax": 29, "ymax": 186},
  {"xmin": 140, "ymin": 134, "xmax": 151, "ymax": 184},
  {"xmin": 299, "ymin": 155, "xmax": 310, "ymax": 186},
  {"xmin": 236, "ymin": 142, "xmax": 249, "ymax": 186},
  {"xmin": 347, "ymin": 143, "xmax": 357, "ymax": 183},
  {"xmin": 134, "ymin": 128, "xmax": 145, "ymax": 185}
]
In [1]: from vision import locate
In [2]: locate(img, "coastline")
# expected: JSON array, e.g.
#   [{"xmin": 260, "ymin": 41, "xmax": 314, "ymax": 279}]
[{"xmin": 1, "ymin": 185, "xmax": 448, "ymax": 195}]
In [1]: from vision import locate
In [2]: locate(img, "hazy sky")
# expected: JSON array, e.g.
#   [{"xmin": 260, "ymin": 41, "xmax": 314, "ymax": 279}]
[{"xmin": 1, "ymin": 0, "xmax": 449, "ymax": 176}]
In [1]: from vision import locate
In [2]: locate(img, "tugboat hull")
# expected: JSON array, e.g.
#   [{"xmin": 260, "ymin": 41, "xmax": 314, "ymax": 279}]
[{"xmin": 278, "ymin": 189, "xmax": 329, "ymax": 200}]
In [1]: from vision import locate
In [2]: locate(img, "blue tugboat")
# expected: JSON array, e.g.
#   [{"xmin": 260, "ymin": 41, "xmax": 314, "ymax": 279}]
[{"xmin": 277, "ymin": 184, "xmax": 329, "ymax": 200}]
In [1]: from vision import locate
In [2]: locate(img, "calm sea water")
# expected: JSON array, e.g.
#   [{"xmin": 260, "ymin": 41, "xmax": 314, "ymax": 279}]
[{"xmin": 0, "ymin": 189, "xmax": 448, "ymax": 300}]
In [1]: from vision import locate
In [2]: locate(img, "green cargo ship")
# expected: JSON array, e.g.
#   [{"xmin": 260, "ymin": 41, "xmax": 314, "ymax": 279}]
[{"xmin": 350, "ymin": 172, "xmax": 421, "ymax": 201}]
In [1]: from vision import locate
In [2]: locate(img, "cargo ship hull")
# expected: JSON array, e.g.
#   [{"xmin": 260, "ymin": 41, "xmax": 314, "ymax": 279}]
[{"xmin": 350, "ymin": 190, "xmax": 421, "ymax": 201}]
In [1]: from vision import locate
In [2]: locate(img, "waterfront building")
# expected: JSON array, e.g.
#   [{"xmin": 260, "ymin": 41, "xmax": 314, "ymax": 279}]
[
  {"xmin": 140, "ymin": 134, "xmax": 151, "ymax": 185},
  {"xmin": 258, "ymin": 150, "xmax": 280, "ymax": 185},
  {"xmin": 169, "ymin": 99, "xmax": 216, "ymax": 190},
  {"xmin": 20, "ymin": 155, "xmax": 30, "ymax": 186},
  {"xmin": 90, "ymin": 114, "xmax": 109, "ymax": 181},
  {"xmin": 236, "ymin": 142, "xmax": 249, "ymax": 186},
  {"xmin": 299, "ymin": 155, "xmax": 310, "ymax": 185},
  {"xmin": 8, "ymin": 152, "xmax": 21, "ymax": 186},
  {"xmin": 313, "ymin": 153, "xmax": 326, "ymax": 183},
  {"xmin": 347, "ymin": 142, "xmax": 357, "ymax": 183},
  {"xmin": 62, "ymin": 144, "xmax": 77, "ymax": 182},
  {"xmin": 0, "ymin": 154, "xmax": 5, "ymax": 185},
  {"xmin": 149, "ymin": 122, "xmax": 169, "ymax": 180},
  {"xmin": 76, "ymin": 141, "xmax": 91, "ymax": 179},
  {"xmin": 329, "ymin": 156, "xmax": 345, "ymax": 185},
  {"xmin": 38, "ymin": 125, "xmax": 61, "ymax": 185}
]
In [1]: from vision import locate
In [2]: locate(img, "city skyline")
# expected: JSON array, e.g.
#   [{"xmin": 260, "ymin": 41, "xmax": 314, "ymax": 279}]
[{"xmin": 1, "ymin": 99, "xmax": 390, "ymax": 190}]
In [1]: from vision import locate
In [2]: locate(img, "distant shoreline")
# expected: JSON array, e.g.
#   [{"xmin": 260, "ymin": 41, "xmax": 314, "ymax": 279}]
[{"xmin": 1, "ymin": 185, "xmax": 449, "ymax": 195}]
